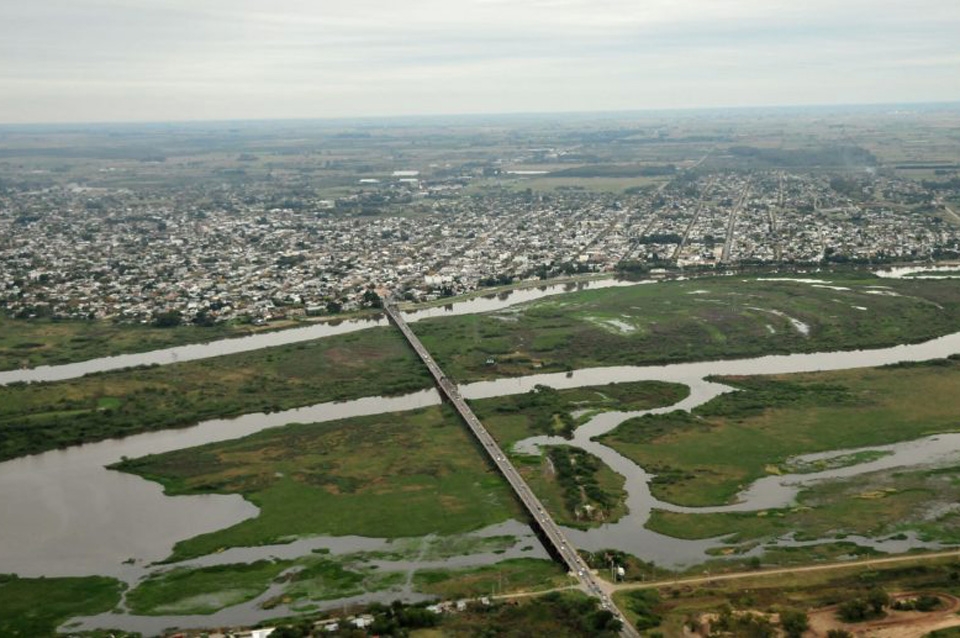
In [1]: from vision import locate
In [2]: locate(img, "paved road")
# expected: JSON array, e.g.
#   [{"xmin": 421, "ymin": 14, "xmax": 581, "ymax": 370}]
[
  {"xmin": 384, "ymin": 303, "xmax": 639, "ymax": 637},
  {"xmin": 720, "ymin": 179, "xmax": 751, "ymax": 264}
]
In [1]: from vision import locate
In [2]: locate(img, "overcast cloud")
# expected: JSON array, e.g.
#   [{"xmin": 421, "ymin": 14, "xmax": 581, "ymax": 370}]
[{"xmin": 1, "ymin": 0, "xmax": 958, "ymax": 123}]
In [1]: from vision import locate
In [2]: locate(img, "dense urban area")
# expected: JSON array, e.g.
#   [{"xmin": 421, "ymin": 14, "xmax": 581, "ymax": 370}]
[{"xmin": 3, "ymin": 126, "xmax": 960, "ymax": 324}]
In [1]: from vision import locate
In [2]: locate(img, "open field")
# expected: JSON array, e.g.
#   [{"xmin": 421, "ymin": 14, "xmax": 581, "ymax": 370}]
[
  {"xmin": 412, "ymin": 275, "xmax": 960, "ymax": 382},
  {"xmin": 114, "ymin": 405, "xmax": 521, "ymax": 561},
  {"xmin": 0, "ymin": 574, "xmax": 124, "ymax": 637},
  {"xmin": 614, "ymin": 554, "xmax": 960, "ymax": 637},
  {"xmin": 0, "ymin": 326, "xmax": 431, "ymax": 461}
]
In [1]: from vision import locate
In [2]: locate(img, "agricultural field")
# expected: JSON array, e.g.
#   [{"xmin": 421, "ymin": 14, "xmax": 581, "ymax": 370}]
[{"xmin": 412, "ymin": 274, "xmax": 960, "ymax": 382}]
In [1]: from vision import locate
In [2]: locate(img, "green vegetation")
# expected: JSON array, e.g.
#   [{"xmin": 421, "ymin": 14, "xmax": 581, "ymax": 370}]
[
  {"xmin": 0, "ymin": 326, "xmax": 432, "ymax": 461},
  {"xmin": 579, "ymin": 548, "xmax": 671, "ymax": 583},
  {"xmin": 726, "ymin": 144, "xmax": 877, "ymax": 168},
  {"xmin": 273, "ymin": 557, "xmax": 405, "ymax": 606},
  {"xmin": 413, "ymin": 276, "xmax": 960, "ymax": 382},
  {"xmin": 533, "ymin": 446, "xmax": 627, "ymax": 528},
  {"xmin": 647, "ymin": 456, "xmax": 960, "ymax": 555},
  {"xmin": 616, "ymin": 557, "xmax": 960, "ymax": 637},
  {"xmin": 125, "ymin": 560, "xmax": 291, "ymax": 615},
  {"xmin": 471, "ymin": 381, "xmax": 689, "ymax": 449},
  {"xmin": 113, "ymin": 405, "xmax": 520, "ymax": 561},
  {"xmin": 434, "ymin": 590, "xmax": 622, "ymax": 637},
  {"xmin": 412, "ymin": 558, "xmax": 568, "ymax": 598},
  {"xmin": 0, "ymin": 313, "xmax": 276, "ymax": 371},
  {"xmin": 468, "ymin": 381, "xmax": 685, "ymax": 527},
  {"xmin": 0, "ymin": 573, "xmax": 124, "ymax": 637},
  {"xmin": 621, "ymin": 588, "xmax": 663, "ymax": 631},
  {"xmin": 601, "ymin": 358, "xmax": 960, "ymax": 507}
]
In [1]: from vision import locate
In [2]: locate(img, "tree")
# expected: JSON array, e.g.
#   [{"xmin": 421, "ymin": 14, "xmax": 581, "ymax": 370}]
[
  {"xmin": 826, "ymin": 631, "xmax": 853, "ymax": 638},
  {"xmin": 867, "ymin": 587, "xmax": 890, "ymax": 615},
  {"xmin": 362, "ymin": 288, "xmax": 382, "ymax": 308},
  {"xmin": 837, "ymin": 598, "xmax": 869, "ymax": 622},
  {"xmin": 152, "ymin": 309, "xmax": 182, "ymax": 327},
  {"xmin": 779, "ymin": 608, "xmax": 809, "ymax": 638}
]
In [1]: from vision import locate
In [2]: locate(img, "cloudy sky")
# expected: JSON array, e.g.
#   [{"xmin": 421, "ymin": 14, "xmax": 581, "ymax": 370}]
[{"xmin": 1, "ymin": 0, "xmax": 958, "ymax": 123}]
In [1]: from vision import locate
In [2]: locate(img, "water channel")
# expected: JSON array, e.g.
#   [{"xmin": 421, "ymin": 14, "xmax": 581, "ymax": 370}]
[
  {"xmin": 0, "ymin": 277, "xmax": 638, "ymax": 386},
  {"xmin": 2, "ymin": 272, "xmax": 960, "ymax": 631}
]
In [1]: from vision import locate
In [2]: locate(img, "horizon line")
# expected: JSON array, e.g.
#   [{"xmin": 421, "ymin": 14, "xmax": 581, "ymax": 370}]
[{"xmin": 2, "ymin": 99, "xmax": 959, "ymax": 129}]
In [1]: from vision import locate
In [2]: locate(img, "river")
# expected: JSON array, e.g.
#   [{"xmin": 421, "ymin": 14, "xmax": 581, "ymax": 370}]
[
  {"xmin": 0, "ymin": 277, "xmax": 639, "ymax": 386},
  {"xmin": 2, "ymin": 274, "xmax": 959, "ymax": 632},
  {"xmin": 4, "ymin": 328, "xmax": 960, "ymax": 581}
]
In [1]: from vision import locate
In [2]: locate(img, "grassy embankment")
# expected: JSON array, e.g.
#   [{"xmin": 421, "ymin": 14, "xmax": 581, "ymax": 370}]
[
  {"xmin": 0, "ymin": 313, "xmax": 307, "ymax": 372},
  {"xmin": 0, "ymin": 326, "xmax": 432, "ymax": 461},
  {"xmin": 412, "ymin": 275, "xmax": 960, "ymax": 382},
  {"xmin": 614, "ymin": 555, "xmax": 960, "ymax": 637},
  {"xmin": 596, "ymin": 358, "xmax": 960, "ymax": 557},
  {"xmin": 0, "ymin": 574, "xmax": 124, "ymax": 638},
  {"xmin": 470, "ymin": 381, "xmax": 689, "ymax": 528}
]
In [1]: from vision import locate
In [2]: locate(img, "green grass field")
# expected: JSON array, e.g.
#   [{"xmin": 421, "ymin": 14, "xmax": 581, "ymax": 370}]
[
  {"xmin": 0, "ymin": 326, "xmax": 432, "ymax": 461},
  {"xmin": 601, "ymin": 358, "xmax": 960, "ymax": 507},
  {"xmin": 412, "ymin": 275, "xmax": 960, "ymax": 382},
  {"xmin": 114, "ymin": 405, "xmax": 522, "ymax": 561},
  {"xmin": 0, "ymin": 574, "xmax": 124, "ymax": 637}
]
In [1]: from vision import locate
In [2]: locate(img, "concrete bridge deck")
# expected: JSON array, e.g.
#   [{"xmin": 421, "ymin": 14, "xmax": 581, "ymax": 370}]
[{"xmin": 384, "ymin": 303, "xmax": 639, "ymax": 637}]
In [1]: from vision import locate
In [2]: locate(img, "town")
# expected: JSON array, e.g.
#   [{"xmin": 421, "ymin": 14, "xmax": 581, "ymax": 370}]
[{"xmin": 2, "ymin": 165, "xmax": 959, "ymax": 324}]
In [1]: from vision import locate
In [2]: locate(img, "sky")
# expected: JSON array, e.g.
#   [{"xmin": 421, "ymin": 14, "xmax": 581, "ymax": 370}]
[{"xmin": 1, "ymin": 0, "xmax": 959, "ymax": 124}]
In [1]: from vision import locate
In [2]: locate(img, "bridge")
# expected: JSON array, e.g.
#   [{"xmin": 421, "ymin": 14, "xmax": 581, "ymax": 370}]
[{"xmin": 384, "ymin": 303, "xmax": 639, "ymax": 637}]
